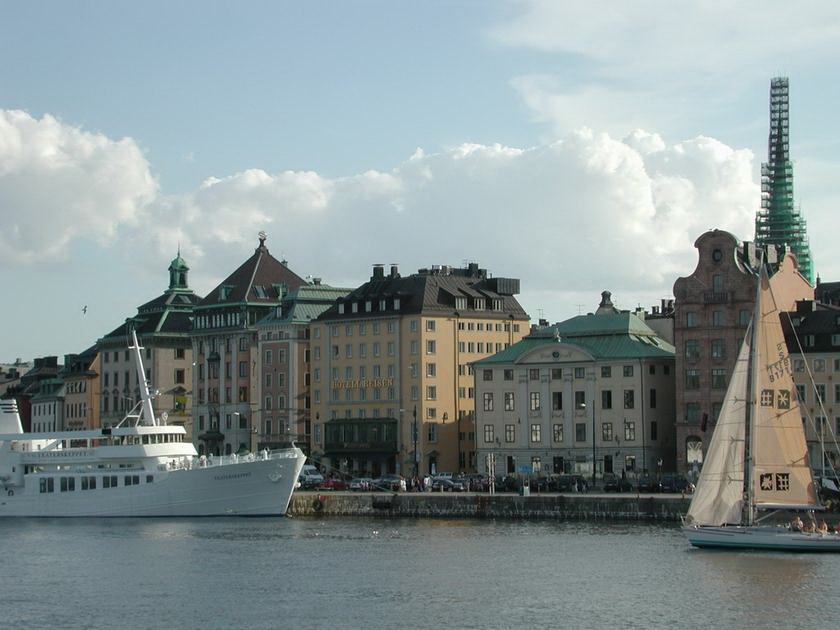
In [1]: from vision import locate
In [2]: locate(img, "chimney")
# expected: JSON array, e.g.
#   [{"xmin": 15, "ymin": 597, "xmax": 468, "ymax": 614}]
[
  {"xmin": 390, "ymin": 264, "xmax": 399, "ymax": 279},
  {"xmin": 312, "ymin": 277, "xmax": 322, "ymax": 286},
  {"xmin": 372, "ymin": 264, "xmax": 385, "ymax": 281}
]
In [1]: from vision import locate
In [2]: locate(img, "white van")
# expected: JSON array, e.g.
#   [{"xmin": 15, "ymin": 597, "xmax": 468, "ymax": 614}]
[{"xmin": 299, "ymin": 464, "xmax": 324, "ymax": 487}]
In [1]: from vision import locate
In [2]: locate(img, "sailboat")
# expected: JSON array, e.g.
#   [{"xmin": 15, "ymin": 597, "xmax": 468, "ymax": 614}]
[{"xmin": 683, "ymin": 261, "xmax": 840, "ymax": 551}]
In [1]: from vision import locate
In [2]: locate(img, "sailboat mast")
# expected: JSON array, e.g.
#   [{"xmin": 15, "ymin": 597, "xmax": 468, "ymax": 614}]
[{"xmin": 743, "ymin": 253, "xmax": 765, "ymax": 527}]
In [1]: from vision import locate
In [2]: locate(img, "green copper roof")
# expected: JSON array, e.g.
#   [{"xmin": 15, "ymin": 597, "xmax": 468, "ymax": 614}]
[{"xmin": 476, "ymin": 311, "xmax": 674, "ymax": 365}]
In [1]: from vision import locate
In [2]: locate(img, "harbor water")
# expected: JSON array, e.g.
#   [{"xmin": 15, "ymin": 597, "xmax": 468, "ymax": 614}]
[{"xmin": 2, "ymin": 516, "xmax": 839, "ymax": 629}]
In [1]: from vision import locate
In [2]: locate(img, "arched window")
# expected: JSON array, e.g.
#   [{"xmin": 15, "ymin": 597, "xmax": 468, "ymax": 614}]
[{"xmin": 686, "ymin": 436, "xmax": 703, "ymax": 468}]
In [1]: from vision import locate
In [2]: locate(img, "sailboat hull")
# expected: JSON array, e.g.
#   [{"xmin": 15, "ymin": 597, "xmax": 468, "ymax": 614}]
[{"xmin": 684, "ymin": 525, "xmax": 840, "ymax": 552}]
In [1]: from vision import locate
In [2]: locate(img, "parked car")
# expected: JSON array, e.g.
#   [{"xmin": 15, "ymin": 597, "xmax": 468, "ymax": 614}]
[
  {"xmin": 432, "ymin": 472, "xmax": 454, "ymax": 481},
  {"xmin": 431, "ymin": 478, "xmax": 465, "ymax": 492},
  {"xmin": 659, "ymin": 473, "xmax": 693, "ymax": 493},
  {"xmin": 372, "ymin": 474, "xmax": 406, "ymax": 492},
  {"xmin": 556, "ymin": 475, "xmax": 588, "ymax": 493},
  {"xmin": 495, "ymin": 475, "xmax": 521, "ymax": 492},
  {"xmin": 317, "ymin": 478, "xmax": 348, "ymax": 491},
  {"xmin": 602, "ymin": 473, "xmax": 633, "ymax": 492},
  {"xmin": 349, "ymin": 477, "xmax": 373, "ymax": 491},
  {"xmin": 466, "ymin": 474, "xmax": 491, "ymax": 492},
  {"xmin": 529, "ymin": 477, "xmax": 551, "ymax": 492},
  {"xmin": 637, "ymin": 475, "xmax": 661, "ymax": 493},
  {"xmin": 298, "ymin": 464, "xmax": 324, "ymax": 489}
]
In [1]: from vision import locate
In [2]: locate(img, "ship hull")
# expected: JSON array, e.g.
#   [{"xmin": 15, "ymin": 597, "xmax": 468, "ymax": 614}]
[
  {"xmin": 0, "ymin": 453, "xmax": 306, "ymax": 517},
  {"xmin": 684, "ymin": 525, "xmax": 840, "ymax": 552}
]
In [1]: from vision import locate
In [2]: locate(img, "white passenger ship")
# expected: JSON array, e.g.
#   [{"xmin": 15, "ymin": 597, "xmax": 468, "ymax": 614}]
[{"xmin": 0, "ymin": 333, "xmax": 306, "ymax": 517}]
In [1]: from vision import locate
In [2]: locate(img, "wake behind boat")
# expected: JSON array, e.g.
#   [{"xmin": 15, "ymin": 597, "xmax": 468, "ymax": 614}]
[
  {"xmin": 0, "ymin": 331, "xmax": 306, "ymax": 517},
  {"xmin": 683, "ymin": 256, "xmax": 840, "ymax": 551}
]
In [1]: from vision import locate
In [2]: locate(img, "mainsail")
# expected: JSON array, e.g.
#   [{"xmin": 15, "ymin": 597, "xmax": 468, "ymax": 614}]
[
  {"xmin": 751, "ymin": 269, "xmax": 820, "ymax": 511},
  {"xmin": 686, "ymin": 336, "xmax": 749, "ymax": 526}
]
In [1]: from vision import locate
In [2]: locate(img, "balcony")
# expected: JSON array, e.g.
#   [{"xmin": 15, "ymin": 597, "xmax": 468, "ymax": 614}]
[{"xmin": 703, "ymin": 292, "xmax": 729, "ymax": 304}]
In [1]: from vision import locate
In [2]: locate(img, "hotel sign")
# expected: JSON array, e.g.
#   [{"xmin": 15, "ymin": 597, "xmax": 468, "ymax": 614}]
[{"xmin": 332, "ymin": 378, "xmax": 395, "ymax": 390}]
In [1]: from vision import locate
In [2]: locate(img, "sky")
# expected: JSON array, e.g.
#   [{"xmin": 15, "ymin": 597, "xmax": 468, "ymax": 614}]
[{"xmin": 2, "ymin": 1, "xmax": 840, "ymax": 361}]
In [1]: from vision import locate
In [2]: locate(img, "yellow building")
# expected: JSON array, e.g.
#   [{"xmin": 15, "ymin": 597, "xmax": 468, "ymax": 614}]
[{"xmin": 309, "ymin": 263, "xmax": 529, "ymax": 478}]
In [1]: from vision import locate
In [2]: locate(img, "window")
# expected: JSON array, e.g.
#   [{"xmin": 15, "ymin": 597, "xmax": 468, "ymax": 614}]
[
  {"xmin": 601, "ymin": 366, "xmax": 611, "ymax": 378},
  {"xmin": 427, "ymin": 423, "xmax": 438, "ymax": 443},
  {"xmin": 529, "ymin": 368, "xmax": 540, "ymax": 381},
  {"xmin": 530, "ymin": 391, "xmax": 541, "ymax": 411},
  {"xmin": 483, "ymin": 369, "xmax": 493, "ymax": 381},
  {"xmin": 686, "ymin": 402, "xmax": 700, "ymax": 423},
  {"xmin": 625, "ymin": 456, "xmax": 636, "ymax": 472},
  {"xmin": 530, "ymin": 424, "xmax": 541, "ymax": 443},
  {"xmin": 815, "ymin": 384, "xmax": 826, "ymax": 404},
  {"xmin": 601, "ymin": 390, "xmax": 612, "ymax": 410},
  {"xmin": 410, "ymin": 340, "xmax": 418, "ymax": 355},
  {"xmin": 711, "ymin": 339, "xmax": 726, "ymax": 360},
  {"xmin": 484, "ymin": 424, "xmax": 495, "ymax": 443},
  {"xmin": 623, "ymin": 365, "xmax": 633, "ymax": 377},
  {"xmin": 649, "ymin": 364, "xmax": 655, "ymax": 375},
  {"xmin": 480, "ymin": 392, "xmax": 493, "ymax": 411},
  {"xmin": 427, "ymin": 363, "xmax": 437, "ymax": 378},
  {"xmin": 623, "ymin": 389, "xmax": 635, "ymax": 409},
  {"xmin": 345, "ymin": 344, "xmax": 353, "ymax": 358},
  {"xmin": 427, "ymin": 386, "xmax": 437, "ymax": 401},
  {"xmin": 552, "ymin": 423, "xmax": 563, "ymax": 443},
  {"xmin": 551, "ymin": 368, "xmax": 562, "ymax": 380},
  {"xmin": 552, "ymin": 391, "xmax": 562, "ymax": 411},
  {"xmin": 388, "ymin": 341, "xmax": 396, "ymax": 356},
  {"xmin": 711, "ymin": 369, "xmax": 727, "ymax": 389},
  {"xmin": 685, "ymin": 339, "xmax": 700, "ymax": 361},
  {"xmin": 685, "ymin": 369, "xmax": 700, "ymax": 389},
  {"xmin": 505, "ymin": 424, "xmax": 516, "ymax": 443},
  {"xmin": 712, "ymin": 311, "xmax": 724, "ymax": 327},
  {"xmin": 650, "ymin": 421, "xmax": 658, "ymax": 441},
  {"xmin": 574, "ymin": 391, "xmax": 585, "ymax": 409},
  {"xmin": 814, "ymin": 359, "xmax": 826, "ymax": 372},
  {"xmin": 503, "ymin": 369, "xmax": 514, "ymax": 381},
  {"xmin": 649, "ymin": 388, "xmax": 657, "ymax": 409},
  {"xmin": 388, "ymin": 321, "xmax": 396, "ymax": 332},
  {"xmin": 624, "ymin": 422, "xmax": 636, "ymax": 441},
  {"xmin": 602, "ymin": 422, "xmax": 613, "ymax": 441},
  {"xmin": 686, "ymin": 312, "xmax": 698, "ymax": 328},
  {"xmin": 574, "ymin": 367, "xmax": 585, "ymax": 379},
  {"xmin": 575, "ymin": 423, "xmax": 586, "ymax": 442},
  {"xmin": 504, "ymin": 392, "xmax": 515, "ymax": 411},
  {"xmin": 174, "ymin": 368, "xmax": 185, "ymax": 384},
  {"xmin": 835, "ymin": 384, "xmax": 840, "ymax": 404},
  {"xmin": 426, "ymin": 320, "xmax": 435, "ymax": 332}
]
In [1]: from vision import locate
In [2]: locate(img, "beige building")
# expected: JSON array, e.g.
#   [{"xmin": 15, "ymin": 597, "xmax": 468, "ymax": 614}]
[
  {"xmin": 474, "ymin": 291, "xmax": 676, "ymax": 480},
  {"xmin": 309, "ymin": 263, "xmax": 529, "ymax": 478},
  {"xmin": 99, "ymin": 252, "xmax": 200, "ymax": 432},
  {"xmin": 62, "ymin": 347, "xmax": 100, "ymax": 430}
]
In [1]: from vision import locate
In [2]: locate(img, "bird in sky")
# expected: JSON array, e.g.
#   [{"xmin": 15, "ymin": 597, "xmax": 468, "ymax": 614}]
[{"xmin": 82, "ymin": 305, "xmax": 87, "ymax": 315}]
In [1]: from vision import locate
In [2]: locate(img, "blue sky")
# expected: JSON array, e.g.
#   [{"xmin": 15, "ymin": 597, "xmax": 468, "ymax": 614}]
[{"xmin": 2, "ymin": 1, "xmax": 840, "ymax": 360}]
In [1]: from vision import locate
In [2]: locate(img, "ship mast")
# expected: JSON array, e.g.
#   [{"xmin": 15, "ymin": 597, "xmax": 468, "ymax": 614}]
[
  {"xmin": 743, "ymin": 253, "xmax": 765, "ymax": 526},
  {"xmin": 129, "ymin": 329, "xmax": 158, "ymax": 427}
]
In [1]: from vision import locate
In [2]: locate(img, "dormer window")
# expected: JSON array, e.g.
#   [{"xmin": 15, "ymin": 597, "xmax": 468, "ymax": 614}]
[
  {"xmin": 219, "ymin": 286, "xmax": 232, "ymax": 300},
  {"xmin": 379, "ymin": 299, "xmax": 386, "ymax": 311},
  {"xmin": 366, "ymin": 300, "xmax": 372, "ymax": 312},
  {"xmin": 493, "ymin": 298, "xmax": 503, "ymax": 311},
  {"xmin": 394, "ymin": 298, "xmax": 400, "ymax": 310},
  {"xmin": 352, "ymin": 302, "xmax": 359, "ymax": 313},
  {"xmin": 474, "ymin": 298, "xmax": 485, "ymax": 310},
  {"xmin": 455, "ymin": 297, "xmax": 467, "ymax": 310},
  {"xmin": 338, "ymin": 303, "xmax": 345, "ymax": 314},
  {"xmin": 254, "ymin": 285, "xmax": 268, "ymax": 299}
]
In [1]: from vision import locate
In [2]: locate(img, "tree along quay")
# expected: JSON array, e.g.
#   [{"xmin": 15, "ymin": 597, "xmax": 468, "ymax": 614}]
[{"xmin": 289, "ymin": 491, "xmax": 692, "ymax": 521}]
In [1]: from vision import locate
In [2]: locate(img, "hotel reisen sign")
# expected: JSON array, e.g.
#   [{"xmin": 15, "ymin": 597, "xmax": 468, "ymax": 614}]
[{"xmin": 332, "ymin": 378, "xmax": 395, "ymax": 390}]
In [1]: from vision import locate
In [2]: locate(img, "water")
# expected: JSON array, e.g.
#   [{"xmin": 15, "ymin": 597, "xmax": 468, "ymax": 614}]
[{"xmin": 2, "ymin": 517, "xmax": 839, "ymax": 629}]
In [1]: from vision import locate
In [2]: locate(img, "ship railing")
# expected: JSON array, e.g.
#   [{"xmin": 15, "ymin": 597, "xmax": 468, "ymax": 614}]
[{"xmin": 158, "ymin": 448, "xmax": 301, "ymax": 472}]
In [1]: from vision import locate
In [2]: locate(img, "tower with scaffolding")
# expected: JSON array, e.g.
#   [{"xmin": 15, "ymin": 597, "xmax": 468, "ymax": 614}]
[{"xmin": 755, "ymin": 77, "xmax": 814, "ymax": 284}]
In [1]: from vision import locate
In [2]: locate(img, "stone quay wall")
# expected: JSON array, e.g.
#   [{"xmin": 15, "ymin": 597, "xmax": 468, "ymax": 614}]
[{"xmin": 289, "ymin": 492, "xmax": 691, "ymax": 522}]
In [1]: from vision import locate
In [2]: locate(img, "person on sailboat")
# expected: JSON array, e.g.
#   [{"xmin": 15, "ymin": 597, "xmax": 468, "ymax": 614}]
[
  {"xmin": 818, "ymin": 520, "xmax": 829, "ymax": 535},
  {"xmin": 790, "ymin": 516, "xmax": 804, "ymax": 532}
]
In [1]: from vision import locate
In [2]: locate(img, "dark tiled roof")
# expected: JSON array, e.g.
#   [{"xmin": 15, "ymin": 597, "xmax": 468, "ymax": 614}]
[
  {"xmin": 198, "ymin": 243, "xmax": 306, "ymax": 308},
  {"xmin": 316, "ymin": 266, "xmax": 528, "ymax": 322},
  {"xmin": 783, "ymin": 302, "xmax": 840, "ymax": 353}
]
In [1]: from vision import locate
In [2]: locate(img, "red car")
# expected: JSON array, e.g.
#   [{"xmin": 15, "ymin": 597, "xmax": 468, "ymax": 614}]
[{"xmin": 317, "ymin": 478, "xmax": 348, "ymax": 491}]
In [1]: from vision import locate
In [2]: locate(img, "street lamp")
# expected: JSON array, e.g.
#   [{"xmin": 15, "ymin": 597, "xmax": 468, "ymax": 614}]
[{"xmin": 582, "ymin": 400, "xmax": 596, "ymax": 486}]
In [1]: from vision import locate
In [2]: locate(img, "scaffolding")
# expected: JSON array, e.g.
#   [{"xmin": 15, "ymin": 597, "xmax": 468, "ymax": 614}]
[{"xmin": 755, "ymin": 77, "xmax": 814, "ymax": 284}]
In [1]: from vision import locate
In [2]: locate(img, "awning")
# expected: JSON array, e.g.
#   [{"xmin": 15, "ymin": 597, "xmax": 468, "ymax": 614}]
[{"xmin": 198, "ymin": 430, "xmax": 224, "ymax": 442}]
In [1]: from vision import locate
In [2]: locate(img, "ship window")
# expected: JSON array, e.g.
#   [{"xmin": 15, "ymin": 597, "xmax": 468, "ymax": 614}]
[
  {"xmin": 125, "ymin": 475, "xmax": 133, "ymax": 486},
  {"xmin": 146, "ymin": 475, "xmax": 154, "ymax": 483}
]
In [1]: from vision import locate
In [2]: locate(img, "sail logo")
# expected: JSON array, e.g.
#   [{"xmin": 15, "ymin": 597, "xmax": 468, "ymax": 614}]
[
  {"xmin": 766, "ymin": 356, "xmax": 791, "ymax": 382},
  {"xmin": 760, "ymin": 389, "xmax": 791, "ymax": 409},
  {"xmin": 759, "ymin": 472, "xmax": 790, "ymax": 492}
]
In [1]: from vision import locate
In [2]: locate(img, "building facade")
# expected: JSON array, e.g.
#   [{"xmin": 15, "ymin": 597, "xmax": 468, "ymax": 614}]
[
  {"xmin": 672, "ymin": 230, "xmax": 813, "ymax": 474},
  {"xmin": 191, "ymin": 235, "xmax": 307, "ymax": 456},
  {"xmin": 783, "ymin": 300, "xmax": 840, "ymax": 475},
  {"xmin": 474, "ymin": 291, "xmax": 676, "ymax": 480},
  {"xmin": 255, "ymin": 282, "xmax": 351, "ymax": 453},
  {"xmin": 309, "ymin": 263, "xmax": 530, "ymax": 478},
  {"xmin": 62, "ymin": 346, "xmax": 100, "ymax": 431},
  {"xmin": 98, "ymin": 253, "xmax": 200, "ymax": 432}
]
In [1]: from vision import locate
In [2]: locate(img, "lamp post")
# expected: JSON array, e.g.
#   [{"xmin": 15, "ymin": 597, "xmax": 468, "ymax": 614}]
[
  {"xmin": 412, "ymin": 405, "xmax": 419, "ymax": 478},
  {"xmin": 583, "ymin": 400, "xmax": 596, "ymax": 486}
]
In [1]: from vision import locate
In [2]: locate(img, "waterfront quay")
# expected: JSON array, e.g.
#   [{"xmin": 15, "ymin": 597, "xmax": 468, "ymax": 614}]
[{"xmin": 290, "ymin": 490, "xmax": 692, "ymax": 521}]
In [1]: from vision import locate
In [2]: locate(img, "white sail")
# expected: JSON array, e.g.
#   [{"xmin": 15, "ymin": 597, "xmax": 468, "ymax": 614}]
[
  {"xmin": 751, "ymin": 269, "xmax": 820, "ymax": 511},
  {"xmin": 686, "ymin": 335, "xmax": 749, "ymax": 526}
]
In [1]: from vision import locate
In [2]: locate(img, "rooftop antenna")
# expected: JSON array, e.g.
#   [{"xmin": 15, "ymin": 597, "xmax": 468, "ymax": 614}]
[{"xmin": 576, "ymin": 304, "xmax": 585, "ymax": 315}]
